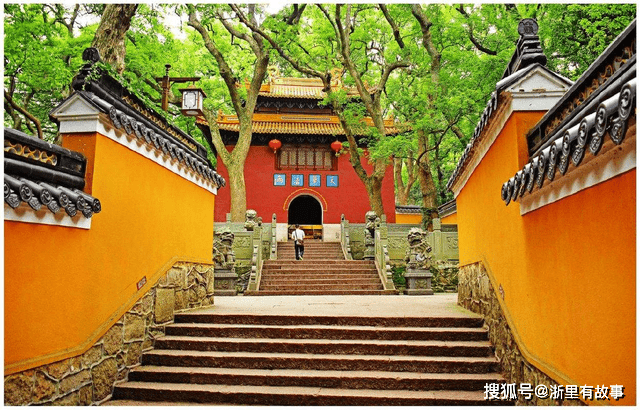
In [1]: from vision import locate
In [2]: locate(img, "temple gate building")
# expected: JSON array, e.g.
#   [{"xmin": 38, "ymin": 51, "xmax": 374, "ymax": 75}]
[{"xmin": 197, "ymin": 73, "xmax": 401, "ymax": 240}]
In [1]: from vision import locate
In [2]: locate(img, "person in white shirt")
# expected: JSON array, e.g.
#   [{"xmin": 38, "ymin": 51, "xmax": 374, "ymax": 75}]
[{"xmin": 291, "ymin": 224, "xmax": 305, "ymax": 260}]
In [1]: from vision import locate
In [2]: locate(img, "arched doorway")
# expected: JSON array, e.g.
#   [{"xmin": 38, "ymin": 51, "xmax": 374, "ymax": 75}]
[{"xmin": 288, "ymin": 195, "xmax": 322, "ymax": 225}]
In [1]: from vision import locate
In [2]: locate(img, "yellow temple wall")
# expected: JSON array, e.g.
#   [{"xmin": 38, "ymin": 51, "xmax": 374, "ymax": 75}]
[
  {"xmin": 455, "ymin": 110, "xmax": 636, "ymax": 405},
  {"xmin": 4, "ymin": 130, "xmax": 216, "ymax": 375},
  {"xmin": 394, "ymin": 213, "xmax": 422, "ymax": 225}
]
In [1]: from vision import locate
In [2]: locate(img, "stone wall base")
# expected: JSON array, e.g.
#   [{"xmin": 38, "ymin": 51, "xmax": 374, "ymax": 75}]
[
  {"xmin": 4, "ymin": 261, "xmax": 214, "ymax": 406},
  {"xmin": 458, "ymin": 262, "xmax": 584, "ymax": 406}
]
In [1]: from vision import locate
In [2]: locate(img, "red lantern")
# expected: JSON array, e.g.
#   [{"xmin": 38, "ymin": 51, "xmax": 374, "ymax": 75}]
[
  {"xmin": 268, "ymin": 139, "xmax": 282, "ymax": 153},
  {"xmin": 331, "ymin": 140, "xmax": 342, "ymax": 153}
]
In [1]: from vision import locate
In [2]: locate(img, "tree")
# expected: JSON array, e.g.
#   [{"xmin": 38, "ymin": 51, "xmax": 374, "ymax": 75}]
[
  {"xmin": 186, "ymin": 4, "xmax": 270, "ymax": 222},
  {"xmin": 91, "ymin": 4, "xmax": 138, "ymax": 74},
  {"xmin": 4, "ymin": 4, "xmax": 96, "ymax": 140},
  {"xmin": 383, "ymin": 4, "xmax": 528, "ymax": 207},
  {"xmin": 4, "ymin": 2, "xmax": 635, "ymax": 208},
  {"xmin": 243, "ymin": 4, "xmax": 410, "ymax": 216},
  {"xmin": 538, "ymin": 3, "xmax": 636, "ymax": 80}
]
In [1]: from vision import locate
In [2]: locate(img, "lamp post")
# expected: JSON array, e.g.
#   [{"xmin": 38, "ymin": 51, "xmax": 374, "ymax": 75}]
[{"xmin": 155, "ymin": 64, "xmax": 201, "ymax": 112}]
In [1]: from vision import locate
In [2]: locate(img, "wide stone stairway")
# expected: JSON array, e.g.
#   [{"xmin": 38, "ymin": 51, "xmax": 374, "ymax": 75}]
[
  {"xmin": 110, "ymin": 301, "xmax": 511, "ymax": 405},
  {"xmin": 248, "ymin": 240, "xmax": 397, "ymax": 295}
]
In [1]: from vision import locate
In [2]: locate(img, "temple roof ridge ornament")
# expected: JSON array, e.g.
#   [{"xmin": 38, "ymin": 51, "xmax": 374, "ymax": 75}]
[
  {"xmin": 446, "ymin": 20, "xmax": 573, "ymax": 194},
  {"xmin": 501, "ymin": 20, "xmax": 636, "ymax": 209},
  {"xmin": 501, "ymin": 19, "xmax": 547, "ymax": 80}
]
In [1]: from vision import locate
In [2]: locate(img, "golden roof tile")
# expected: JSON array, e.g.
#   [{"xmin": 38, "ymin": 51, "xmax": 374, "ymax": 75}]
[
  {"xmin": 197, "ymin": 113, "xmax": 403, "ymax": 136},
  {"xmin": 258, "ymin": 76, "xmax": 362, "ymax": 99}
]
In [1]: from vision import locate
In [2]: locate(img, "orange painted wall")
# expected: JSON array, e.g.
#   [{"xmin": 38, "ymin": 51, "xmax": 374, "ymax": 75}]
[
  {"xmin": 395, "ymin": 213, "xmax": 422, "ymax": 225},
  {"xmin": 440, "ymin": 212, "xmax": 457, "ymax": 225},
  {"xmin": 456, "ymin": 111, "xmax": 636, "ymax": 404},
  {"xmin": 4, "ymin": 132, "xmax": 216, "ymax": 374}
]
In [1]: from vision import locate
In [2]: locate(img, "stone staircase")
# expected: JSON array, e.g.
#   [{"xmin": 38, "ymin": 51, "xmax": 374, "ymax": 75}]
[
  {"xmin": 247, "ymin": 241, "xmax": 396, "ymax": 295},
  {"xmin": 277, "ymin": 240, "xmax": 345, "ymax": 260},
  {"xmin": 110, "ymin": 312, "xmax": 512, "ymax": 405}
]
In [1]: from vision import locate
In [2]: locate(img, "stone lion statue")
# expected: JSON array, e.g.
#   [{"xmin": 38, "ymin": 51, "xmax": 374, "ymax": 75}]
[
  {"xmin": 364, "ymin": 211, "xmax": 378, "ymax": 246},
  {"xmin": 213, "ymin": 230, "xmax": 235, "ymax": 270},
  {"xmin": 405, "ymin": 227, "xmax": 433, "ymax": 270},
  {"xmin": 244, "ymin": 209, "xmax": 259, "ymax": 231}
]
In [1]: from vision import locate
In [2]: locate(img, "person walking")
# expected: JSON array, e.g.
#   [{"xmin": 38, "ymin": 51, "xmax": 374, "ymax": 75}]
[{"xmin": 291, "ymin": 224, "xmax": 305, "ymax": 260}]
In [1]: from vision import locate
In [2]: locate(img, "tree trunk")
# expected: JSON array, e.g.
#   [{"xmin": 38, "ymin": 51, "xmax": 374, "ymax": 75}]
[
  {"xmin": 394, "ymin": 155, "xmax": 417, "ymax": 205},
  {"xmin": 367, "ymin": 176, "xmax": 385, "ymax": 218},
  {"xmin": 91, "ymin": 4, "xmax": 138, "ymax": 74},
  {"xmin": 187, "ymin": 6, "xmax": 269, "ymax": 223},
  {"xmin": 417, "ymin": 130, "xmax": 438, "ymax": 208},
  {"xmin": 226, "ymin": 159, "xmax": 247, "ymax": 222},
  {"xmin": 435, "ymin": 144, "xmax": 448, "ymax": 203},
  {"xmin": 394, "ymin": 158, "xmax": 407, "ymax": 205}
]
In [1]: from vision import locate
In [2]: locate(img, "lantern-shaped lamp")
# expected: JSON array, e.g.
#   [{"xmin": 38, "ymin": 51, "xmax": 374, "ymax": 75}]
[
  {"xmin": 179, "ymin": 86, "xmax": 207, "ymax": 116},
  {"xmin": 269, "ymin": 138, "xmax": 282, "ymax": 154},
  {"xmin": 331, "ymin": 140, "xmax": 342, "ymax": 153}
]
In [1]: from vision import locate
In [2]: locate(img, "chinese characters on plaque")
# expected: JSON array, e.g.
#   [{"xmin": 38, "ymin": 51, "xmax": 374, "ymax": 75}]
[{"xmin": 273, "ymin": 174, "xmax": 338, "ymax": 187}]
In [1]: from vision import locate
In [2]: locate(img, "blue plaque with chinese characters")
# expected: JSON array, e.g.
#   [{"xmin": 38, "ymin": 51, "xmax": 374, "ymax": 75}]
[
  {"xmin": 273, "ymin": 174, "xmax": 286, "ymax": 186},
  {"xmin": 309, "ymin": 174, "xmax": 321, "ymax": 187},
  {"xmin": 291, "ymin": 174, "xmax": 304, "ymax": 187},
  {"xmin": 326, "ymin": 175, "xmax": 339, "ymax": 187}
]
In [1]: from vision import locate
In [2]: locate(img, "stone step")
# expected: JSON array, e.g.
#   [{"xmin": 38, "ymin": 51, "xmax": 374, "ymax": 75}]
[
  {"xmin": 277, "ymin": 248, "xmax": 343, "ymax": 252},
  {"xmin": 113, "ymin": 381, "xmax": 512, "ymax": 406},
  {"xmin": 261, "ymin": 269, "xmax": 379, "ymax": 276},
  {"xmin": 260, "ymin": 277, "xmax": 381, "ymax": 285},
  {"xmin": 141, "ymin": 350, "xmax": 501, "ymax": 374},
  {"xmin": 127, "ymin": 366, "xmax": 506, "ymax": 391},
  {"xmin": 278, "ymin": 242, "xmax": 342, "ymax": 247},
  {"xmin": 277, "ymin": 255, "xmax": 346, "ymax": 260},
  {"xmin": 278, "ymin": 247, "xmax": 343, "ymax": 251},
  {"xmin": 154, "ymin": 336, "xmax": 494, "ymax": 357},
  {"xmin": 259, "ymin": 284, "xmax": 384, "ymax": 291},
  {"xmin": 261, "ymin": 273, "xmax": 379, "ymax": 280},
  {"xmin": 264, "ymin": 260, "xmax": 375, "ymax": 267},
  {"xmin": 165, "ymin": 323, "xmax": 488, "ymax": 341},
  {"xmin": 277, "ymin": 254, "xmax": 346, "ymax": 258},
  {"xmin": 278, "ymin": 250, "xmax": 346, "ymax": 261},
  {"xmin": 246, "ymin": 289, "xmax": 398, "ymax": 296},
  {"xmin": 173, "ymin": 313, "xmax": 485, "ymax": 328},
  {"xmin": 277, "ymin": 247, "xmax": 343, "ymax": 251}
]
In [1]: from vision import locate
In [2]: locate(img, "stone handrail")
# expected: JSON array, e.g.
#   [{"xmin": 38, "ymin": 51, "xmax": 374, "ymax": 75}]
[
  {"xmin": 270, "ymin": 213, "xmax": 277, "ymax": 260},
  {"xmin": 386, "ymin": 219, "xmax": 459, "ymax": 265},
  {"xmin": 340, "ymin": 214, "xmax": 353, "ymax": 260},
  {"xmin": 374, "ymin": 215, "xmax": 395, "ymax": 290},
  {"xmin": 247, "ymin": 225, "xmax": 263, "ymax": 291}
]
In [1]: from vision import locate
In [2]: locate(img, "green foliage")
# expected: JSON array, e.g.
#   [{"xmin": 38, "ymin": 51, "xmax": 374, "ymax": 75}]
[
  {"xmin": 539, "ymin": 4, "xmax": 636, "ymax": 80},
  {"xmin": 391, "ymin": 265, "xmax": 406, "ymax": 289},
  {"xmin": 4, "ymin": 4, "xmax": 95, "ymax": 140},
  {"xmin": 4, "ymin": 3, "xmax": 636, "ymax": 197}
]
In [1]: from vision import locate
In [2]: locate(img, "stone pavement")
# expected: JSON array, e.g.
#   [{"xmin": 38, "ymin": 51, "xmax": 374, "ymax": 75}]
[{"xmin": 200, "ymin": 293, "xmax": 477, "ymax": 318}]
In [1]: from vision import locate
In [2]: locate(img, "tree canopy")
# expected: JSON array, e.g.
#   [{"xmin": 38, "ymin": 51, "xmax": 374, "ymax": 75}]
[{"xmin": 4, "ymin": 3, "xmax": 636, "ymax": 217}]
